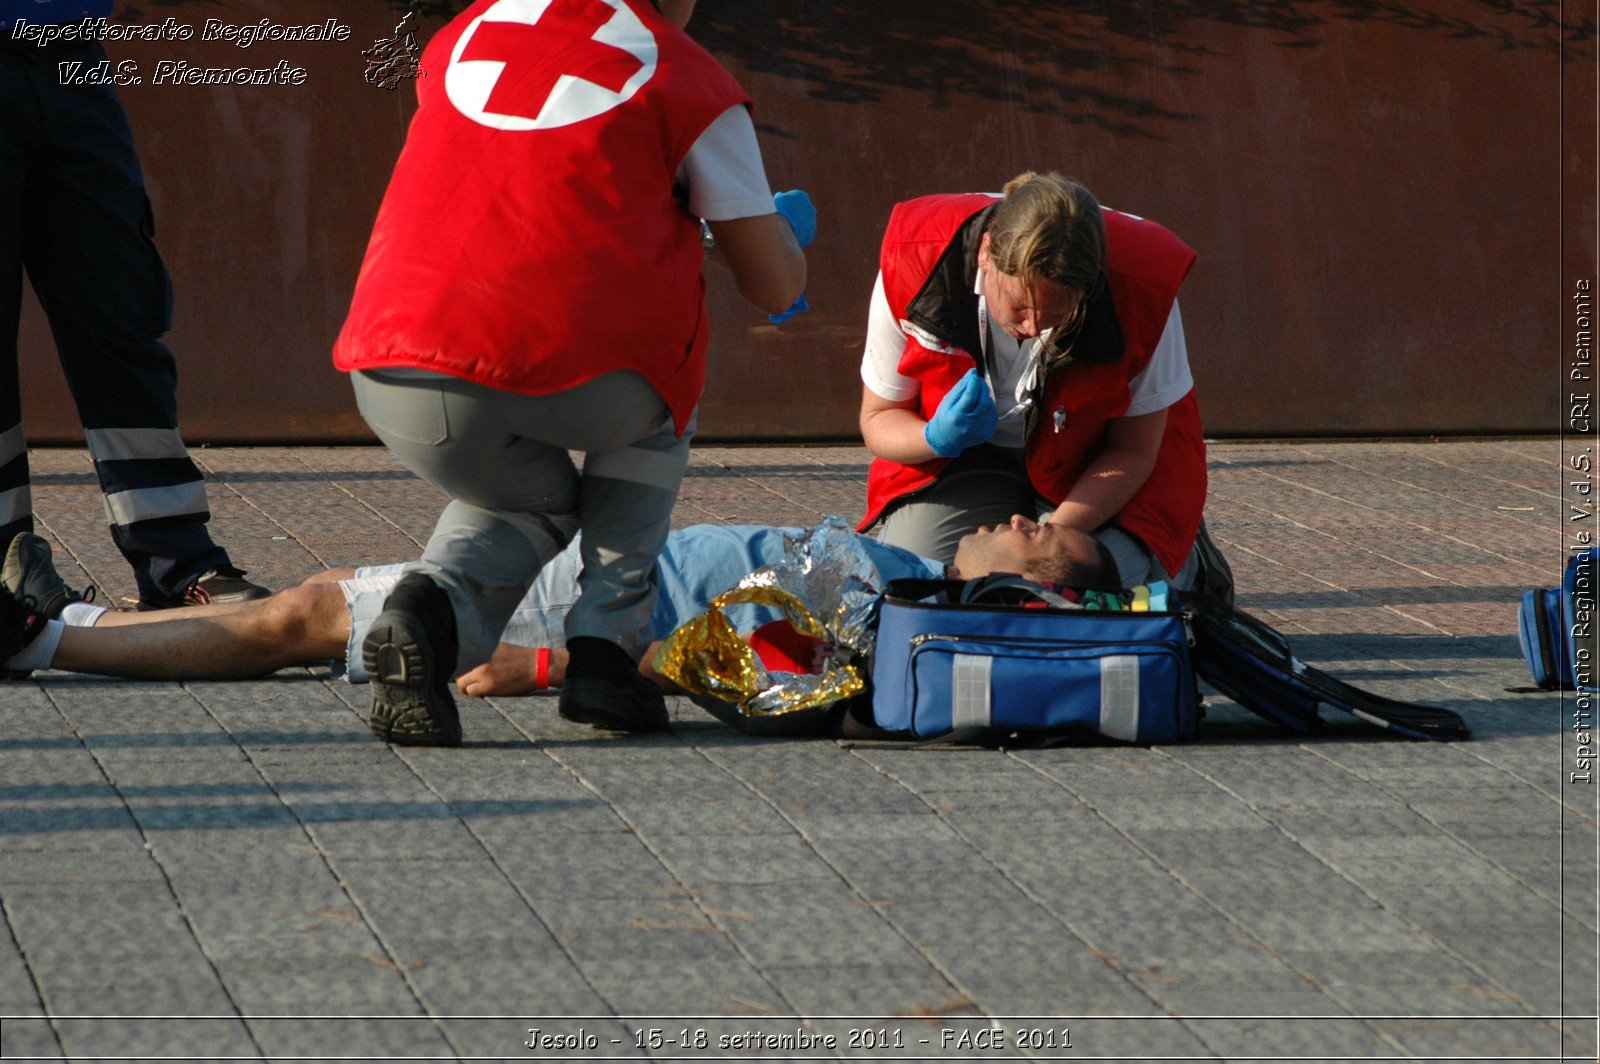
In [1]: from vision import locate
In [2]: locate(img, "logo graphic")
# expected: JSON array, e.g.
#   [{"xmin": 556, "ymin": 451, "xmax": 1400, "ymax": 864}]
[
  {"xmin": 363, "ymin": 11, "xmax": 425, "ymax": 91},
  {"xmin": 446, "ymin": 0, "xmax": 657, "ymax": 131}
]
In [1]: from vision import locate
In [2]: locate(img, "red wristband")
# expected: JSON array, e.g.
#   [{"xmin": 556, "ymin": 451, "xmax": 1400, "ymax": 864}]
[{"xmin": 535, "ymin": 646, "xmax": 550, "ymax": 690}]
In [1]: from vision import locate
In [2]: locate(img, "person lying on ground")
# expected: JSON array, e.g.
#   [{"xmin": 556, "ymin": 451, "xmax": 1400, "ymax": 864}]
[{"xmin": 0, "ymin": 516, "xmax": 1105, "ymax": 700}]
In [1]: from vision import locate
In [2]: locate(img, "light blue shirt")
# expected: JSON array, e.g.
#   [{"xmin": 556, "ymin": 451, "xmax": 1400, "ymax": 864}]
[{"xmin": 646, "ymin": 524, "xmax": 942, "ymax": 638}]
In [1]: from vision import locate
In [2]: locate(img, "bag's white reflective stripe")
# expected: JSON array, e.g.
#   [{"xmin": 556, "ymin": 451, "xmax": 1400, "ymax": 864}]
[
  {"xmin": 1099, "ymin": 655, "xmax": 1142, "ymax": 740},
  {"xmin": 950, "ymin": 653, "xmax": 992, "ymax": 729}
]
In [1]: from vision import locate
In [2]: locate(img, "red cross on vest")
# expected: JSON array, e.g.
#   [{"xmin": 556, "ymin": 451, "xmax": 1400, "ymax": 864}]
[
  {"xmin": 460, "ymin": 0, "xmax": 644, "ymax": 121},
  {"xmin": 446, "ymin": 0, "xmax": 659, "ymax": 131}
]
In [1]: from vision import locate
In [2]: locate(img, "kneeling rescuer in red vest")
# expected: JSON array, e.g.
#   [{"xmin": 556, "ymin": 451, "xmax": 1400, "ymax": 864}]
[{"xmin": 335, "ymin": 0, "xmax": 810, "ymax": 745}]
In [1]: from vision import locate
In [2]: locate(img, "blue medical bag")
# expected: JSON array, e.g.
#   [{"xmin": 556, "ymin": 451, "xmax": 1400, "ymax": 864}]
[{"xmin": 870, "ymin": 577, "xmax": 1200, "ymax": 743}]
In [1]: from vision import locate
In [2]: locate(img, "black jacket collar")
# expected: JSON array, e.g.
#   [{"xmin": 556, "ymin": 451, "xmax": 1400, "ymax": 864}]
[{"xmin": 903, "ymin": 206, "xmax": 990, "ymax": 366}]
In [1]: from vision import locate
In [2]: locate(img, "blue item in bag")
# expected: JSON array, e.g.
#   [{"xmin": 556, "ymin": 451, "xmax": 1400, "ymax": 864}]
[
  {"xmin": 1519, "ymin": 547, "xmax": 1598, "ymax": 691},
  {"xmin": 870, "ymin": 576, "xmax": 1199, "ymax": 743}
]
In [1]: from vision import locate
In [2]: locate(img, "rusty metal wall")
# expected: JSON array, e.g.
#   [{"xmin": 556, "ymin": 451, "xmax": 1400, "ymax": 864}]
[{"xmin": 16, "ymin": 1, "xmax": 1592, "ymax": 443}]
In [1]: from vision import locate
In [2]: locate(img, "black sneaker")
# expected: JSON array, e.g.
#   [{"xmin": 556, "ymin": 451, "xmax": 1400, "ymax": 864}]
[
  {"xmin": 362, "ymin": 572, "xmax": 461, "ymax": 747},
  {"xmin": 0, "ymin": 585, "xmax": 49, "ymax": 677},
  {"xmin": 2, "ymin": 533, "xmax": 92, "ymax": 619},
  {"xmin": 558, "ymin": 636, "xmax": 669, "ymax": 732},
  {"xmin": 138, "ymin": 567, "xmax": 271, "ymax": 611}
]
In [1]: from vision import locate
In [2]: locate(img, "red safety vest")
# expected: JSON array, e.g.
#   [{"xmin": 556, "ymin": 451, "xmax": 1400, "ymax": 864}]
[
  {"xmin": 334, "ymin": 0, "xmax": 750, "ymax": 435},
  {"xmin": 860, "ymin": 194, "xmax": 1207, "ymax": 577}
]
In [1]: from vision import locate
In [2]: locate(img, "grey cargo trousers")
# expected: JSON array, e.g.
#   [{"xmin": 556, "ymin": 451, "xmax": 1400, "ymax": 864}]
[{"xmin": 352, "ymin": 368, "xmax": 692, "ymax": 673}]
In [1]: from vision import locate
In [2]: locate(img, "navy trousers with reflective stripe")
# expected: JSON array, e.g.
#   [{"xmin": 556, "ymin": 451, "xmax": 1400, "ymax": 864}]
[{"xmin": 0, "ymin": 42, "xmax": 231, "ymax": 603}]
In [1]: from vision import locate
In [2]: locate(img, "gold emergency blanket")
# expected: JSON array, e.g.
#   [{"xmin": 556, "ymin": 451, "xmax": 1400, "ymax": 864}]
[
  {"xmin": 654, "ymin": 585, "xmax": 863, "ymax": 717},
  {"xmin": 652, "ymin": 518, "xmax": 886, "ymax": 723}
]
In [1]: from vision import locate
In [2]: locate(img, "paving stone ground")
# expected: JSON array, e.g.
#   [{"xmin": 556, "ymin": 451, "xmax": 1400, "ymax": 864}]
[{"xmin": 0, "ymin": 439, "xmax": 1594, "ymax": 1063}]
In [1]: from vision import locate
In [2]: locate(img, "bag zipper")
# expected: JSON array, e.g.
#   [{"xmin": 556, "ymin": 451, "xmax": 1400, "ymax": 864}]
[
  {"xmin": 898, "ymin": 604, "xmax": 1195, "ymax": 647},
  {"xmin": 909, "ymin": 631, "xmax": 1181, "ymax": 651}
]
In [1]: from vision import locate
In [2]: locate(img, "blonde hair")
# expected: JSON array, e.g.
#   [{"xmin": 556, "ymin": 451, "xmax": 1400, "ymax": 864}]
[{"xmin": 985, "ymin": 172, "xmax": 1105, "ymax": 336}]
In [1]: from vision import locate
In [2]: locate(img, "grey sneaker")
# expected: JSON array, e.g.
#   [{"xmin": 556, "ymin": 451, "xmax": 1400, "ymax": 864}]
[
  {"xmin": 137, "ymin": 567, "xmax": 270, "ymax": 610},
  {"xmin": 183, "ymin": 569, "xmax": 271, "ymax": 606},
  {"xmin": 2, "ymin": 533, "xmax": 92, "ymax": 619},
  {"xmin": 362, "ymin": 572, "xmax": 462, "ymax": 747}
]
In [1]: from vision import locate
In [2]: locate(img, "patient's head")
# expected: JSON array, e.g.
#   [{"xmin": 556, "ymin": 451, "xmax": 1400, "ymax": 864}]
[{"xmin": 951, "ymin": 515, "xmax": 1112, "ymax": 587}]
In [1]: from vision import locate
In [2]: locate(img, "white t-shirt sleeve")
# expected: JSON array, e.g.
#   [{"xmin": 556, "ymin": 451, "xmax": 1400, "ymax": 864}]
[
  {"xmin": 1124, "ymin": 300, "xmax": 1194, "ymax": 417},
  {"xmin": 860, "ymin": 271, "xmax": 918, "ymax": 402},
  {"xmin": 678, "ymin": 105, "xmax": 777, "ymax": 222}
]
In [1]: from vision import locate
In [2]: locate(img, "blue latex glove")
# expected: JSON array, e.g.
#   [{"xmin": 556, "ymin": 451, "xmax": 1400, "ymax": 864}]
[
  {"xmin": 923, "ymin": 369, "xmax": 999, "ymax": 457},
  {"xmin": 768, "ymin": 293, "xmax": 810, "ymax": 325},
  {"xmin": 773, "ymin": 189, "xmax": 816, "ymax": 249}
]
